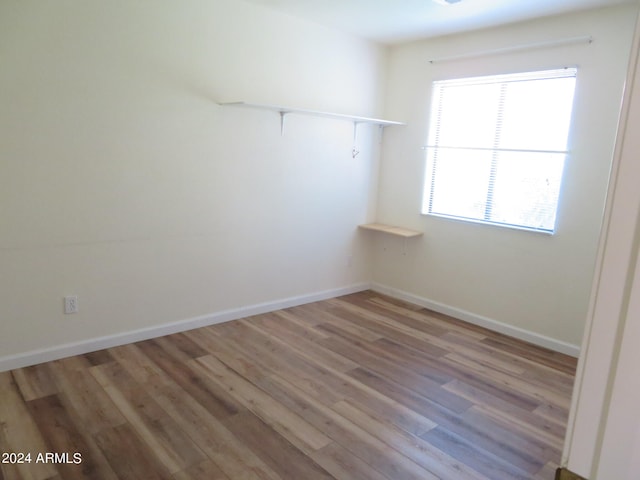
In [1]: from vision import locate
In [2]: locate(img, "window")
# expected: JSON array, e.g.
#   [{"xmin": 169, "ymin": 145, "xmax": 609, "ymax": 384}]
[{"xmin": 422, "ymin": 68, "xmax": 577, "ymax": 233}]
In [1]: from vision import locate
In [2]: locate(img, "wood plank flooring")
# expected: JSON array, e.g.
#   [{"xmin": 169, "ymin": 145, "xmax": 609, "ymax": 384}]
[{"xmin": 0, "ymin": 291, "xmax": 577, "ymax": 480}]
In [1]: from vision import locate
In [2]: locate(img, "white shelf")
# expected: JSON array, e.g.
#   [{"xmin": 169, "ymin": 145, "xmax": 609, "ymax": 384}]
[
  {"xmin": 219, "ymin": 101, "xmax": 405, "ymax": 158},
  {"xmin": 218, "ymin": 102, "xmax": 405, "ymax": 127},
  {"xmin": 358, "ymin": 223, "xmax": 423, "ymax": 238}
]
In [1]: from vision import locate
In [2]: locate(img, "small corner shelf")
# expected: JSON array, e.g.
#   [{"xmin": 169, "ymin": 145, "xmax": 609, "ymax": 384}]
[
  {"xmin": 218, "ymin": 101, "xmax": 405, "ymax": 158},
  {"xmin": 358, "ymin": 223, "xmax": 423, "ymax": 238}
]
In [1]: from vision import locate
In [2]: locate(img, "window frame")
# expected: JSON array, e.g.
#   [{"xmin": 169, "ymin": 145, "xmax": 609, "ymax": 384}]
[{"xmin": 421, "ymin": 68, "xmax": 578, "ymax": 235}]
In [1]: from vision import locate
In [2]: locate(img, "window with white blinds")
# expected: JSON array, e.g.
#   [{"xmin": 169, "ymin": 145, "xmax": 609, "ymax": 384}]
[{"xmin": 422, "ymin": 68, "xmax": 577, "ymax": 233}]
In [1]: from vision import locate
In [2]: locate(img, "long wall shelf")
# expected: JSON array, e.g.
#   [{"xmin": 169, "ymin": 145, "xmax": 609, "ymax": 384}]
[
  {"xmin": 358, "ymin": 223, "xmax": 423, "ymax": 238},
  {"xmin": 218, "ymin": 101, "xmax": 405, "ymax": 128},
  {"xmin": 218, "ymin": 101, "xmax": 405, "ymax": 158}
]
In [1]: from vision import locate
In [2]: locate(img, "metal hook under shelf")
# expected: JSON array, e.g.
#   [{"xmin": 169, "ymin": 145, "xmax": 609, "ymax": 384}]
[
  {"xmin": 352, "ymin": 122, "xmax": 360, "ymax": 158},
  {"xmin": 279, "ymin": 111, "xmax": 288, "ymax": 136}
]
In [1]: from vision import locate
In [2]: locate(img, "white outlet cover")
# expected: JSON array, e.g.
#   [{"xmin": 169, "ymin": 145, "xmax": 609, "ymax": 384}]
[{"xmin": 64, "ymin": 295, "xmax": 78, "ymax": 314}]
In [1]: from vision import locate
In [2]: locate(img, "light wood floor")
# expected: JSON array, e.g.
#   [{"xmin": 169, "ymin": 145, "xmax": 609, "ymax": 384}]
[{"xmin": 0, "ymin": 291, "xmax": 577, "ymax": 480}]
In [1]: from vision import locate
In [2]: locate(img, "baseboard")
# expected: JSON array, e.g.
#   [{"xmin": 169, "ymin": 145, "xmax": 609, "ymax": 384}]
[
  {"xmin": 1, "ymin": 280, "xmax": 580, "ymax": 372},
  {"xmin": 371, "ymin": 282, "xmax": 581, "ymax": 357},
  {"xmin": 0, "ymin": 283, "xmax": 370, "ymax": 372}
]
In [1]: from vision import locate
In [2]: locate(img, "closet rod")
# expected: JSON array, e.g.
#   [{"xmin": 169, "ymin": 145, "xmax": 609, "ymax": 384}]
[{"xmin": 428, "ymin": 35, "xmax": 593, "ymax": 64}]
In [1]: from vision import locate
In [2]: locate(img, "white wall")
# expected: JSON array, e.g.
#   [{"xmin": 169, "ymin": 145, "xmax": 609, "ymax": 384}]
[
  {"xmin": 373, "ymin": 5, "xmax": 638, "ymax": 352},
  {"xmin": 563, "ymin": 9, "xmax": 640, "ymax": 477},
  {"xmin": 595, "ymin": 247, "xmax": 640, "ymax": 478},
  {"xmin": 0, "ymin": 0, "xmax": 386, "ymax": 367}
]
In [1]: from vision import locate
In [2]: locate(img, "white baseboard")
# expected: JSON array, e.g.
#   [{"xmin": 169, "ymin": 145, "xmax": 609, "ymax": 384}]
[
  {"xmin": 0, "ymin": 283, "xmax": 370, "ymax": 372},
  {"xmin": 371, "ymin": 282, "xmax": 581, "ymax": 357},
  {"xmin": 1, "ymin": 281, "xmax": 580, "ymax": 372}
]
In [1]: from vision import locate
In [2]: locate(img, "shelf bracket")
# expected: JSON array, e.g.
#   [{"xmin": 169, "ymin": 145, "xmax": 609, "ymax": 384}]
[
  {"xmin": 279, "ymin": 111, "xmax": 288, "ymax": 136},
  {"xmin": 352, "ymin": 122, "xmax": 360, "ymax": 158}
]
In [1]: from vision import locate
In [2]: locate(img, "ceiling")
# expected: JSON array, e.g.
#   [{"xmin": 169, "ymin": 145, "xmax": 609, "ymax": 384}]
[{"xmin": 241, "ymin": 0, "xmax": 637, "ymax": 44}]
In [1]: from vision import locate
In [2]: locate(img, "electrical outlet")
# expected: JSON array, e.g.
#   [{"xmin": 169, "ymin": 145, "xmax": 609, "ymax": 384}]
[{"xmin": 64, "ymin": 295, "xmax": 78, "ymax": 314}]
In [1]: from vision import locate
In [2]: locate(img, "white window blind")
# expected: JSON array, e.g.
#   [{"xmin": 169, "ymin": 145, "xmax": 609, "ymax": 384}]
[{"xmin": 422, "ymin": 68, "xmax": 577, "ymax": 233}]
